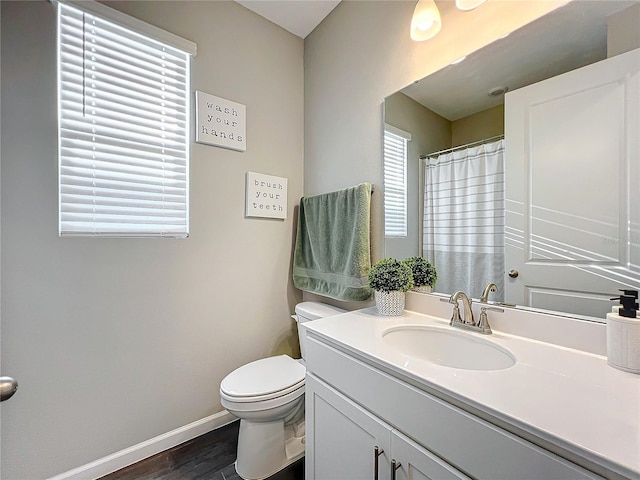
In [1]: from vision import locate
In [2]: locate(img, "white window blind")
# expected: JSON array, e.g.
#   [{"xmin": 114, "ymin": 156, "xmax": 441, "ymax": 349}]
[
  {"xmin": 57, "ymin": 2, "xmax": 194, "ymax": 237},
  {"xmin": 384, "ymin": 126, "xmax": 410, "ymax": 237}
]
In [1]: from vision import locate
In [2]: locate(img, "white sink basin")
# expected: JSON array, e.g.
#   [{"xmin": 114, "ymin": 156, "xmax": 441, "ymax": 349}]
[{"xmin": 382, "ymin": 325, "xmax": 516, "ymax": 371}]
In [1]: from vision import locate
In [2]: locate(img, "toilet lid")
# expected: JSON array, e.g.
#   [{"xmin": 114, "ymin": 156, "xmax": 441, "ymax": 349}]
[{"xmin": 220, "ymin": 355, "xmax": 305, "ymax": 400}]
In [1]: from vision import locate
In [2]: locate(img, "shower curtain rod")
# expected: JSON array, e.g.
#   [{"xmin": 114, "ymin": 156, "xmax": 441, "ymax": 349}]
[{"xmin": 419, "ymin": 134, "xmax": 504, "ymax": 160}]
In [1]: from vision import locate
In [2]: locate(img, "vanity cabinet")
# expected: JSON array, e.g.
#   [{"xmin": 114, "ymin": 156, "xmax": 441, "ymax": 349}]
[
  {"xmin": 305, "ymin": 335, "xmax": 605, "ymax": 480},
  {"xmin": 306, "ymin": 374, "xmax": 469, "ymax": 480}
]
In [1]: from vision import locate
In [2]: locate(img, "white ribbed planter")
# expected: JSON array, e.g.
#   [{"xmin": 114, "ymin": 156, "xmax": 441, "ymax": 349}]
[
  {"xmin": 374, "ymin": 290, "xmax": 406, "ymax": 316},
  {"xmin": 412, "ymin": 285, "xmax": 432, "ymax": 294}
]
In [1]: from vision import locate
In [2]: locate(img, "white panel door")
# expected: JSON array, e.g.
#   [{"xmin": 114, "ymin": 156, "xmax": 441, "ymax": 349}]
[
  {"xmin": 305, "ymin": 374, "xmax": 392, "ymax": 480},
  {"xmin": 504, "ymin": 48, "xmax": 639, "ymax": 318}
]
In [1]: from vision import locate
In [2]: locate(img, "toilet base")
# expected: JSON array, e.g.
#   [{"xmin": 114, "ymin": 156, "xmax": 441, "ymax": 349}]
[{"xmin": 235, "ymin": 419, "xmax": 305, "ymax": 480}]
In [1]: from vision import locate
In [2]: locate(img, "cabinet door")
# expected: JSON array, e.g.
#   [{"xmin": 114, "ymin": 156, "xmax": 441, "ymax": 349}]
[
  {"xmin": 391, "ymin": 430, "xmax": 470, "ymax": 480},
  {"xmin": 306, "ymin": 374, "xmax": 392, "ymax": 480}
]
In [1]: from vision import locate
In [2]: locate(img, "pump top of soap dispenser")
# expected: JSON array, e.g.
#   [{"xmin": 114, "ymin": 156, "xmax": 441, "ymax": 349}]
[{"xmin": 610, "ymin": 289, "xmax": 639, "ymax": 318}]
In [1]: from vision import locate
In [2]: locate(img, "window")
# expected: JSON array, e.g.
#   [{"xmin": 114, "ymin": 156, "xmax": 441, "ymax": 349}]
[
  {"xmin": 383, "ymin": 125, "xmax": 411, "ymax": 237},
  {"xmin": 57, "ymin": 1, "xmax": 196, "ymax": 237}
]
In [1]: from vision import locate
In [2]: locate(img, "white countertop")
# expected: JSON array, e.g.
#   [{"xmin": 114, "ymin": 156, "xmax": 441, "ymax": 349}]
[{"xmin": 305, "ymin": 307, "xmax": 640, "ymax": 478}]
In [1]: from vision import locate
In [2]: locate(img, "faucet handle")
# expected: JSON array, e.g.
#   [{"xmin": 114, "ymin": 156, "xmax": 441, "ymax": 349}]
[
  {"xmin": 478, "ymin": 306, "xmax": 504, "ymax": 335},
  {"xmin": 450, "ymin": 304, "xmax": 462, "ymax": 326},
  {"xmin": 482, "ymin": 306, "xmax": 504, "ymax": 313}
]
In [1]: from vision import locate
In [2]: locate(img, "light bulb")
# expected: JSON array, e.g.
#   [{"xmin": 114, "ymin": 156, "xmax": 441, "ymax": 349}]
[
  {"xmin": 410, "ymin": 0, "xmax": 442, "ymax": 41},
  {"xmin": 418, "ymin": 19, "xmax": 434, "ymax": 31}
]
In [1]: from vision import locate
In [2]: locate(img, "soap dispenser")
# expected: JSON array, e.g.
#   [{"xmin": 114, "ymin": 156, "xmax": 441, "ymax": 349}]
[{"xmin": 607, "ymin": 289, "xmax": 640, "ymax": 374}]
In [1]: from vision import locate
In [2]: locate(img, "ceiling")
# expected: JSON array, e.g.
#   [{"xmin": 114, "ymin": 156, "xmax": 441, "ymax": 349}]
[
  {"xmin": 399, "ymin": 0, "xmax": 636, "ymax": 121},
  {"xmin": 235, "ymin": 0, "xmax": 341, "ymax": 38},
  {"xmin": 235, "ymin": 1, "xmax": 636, "ymax": 117}
]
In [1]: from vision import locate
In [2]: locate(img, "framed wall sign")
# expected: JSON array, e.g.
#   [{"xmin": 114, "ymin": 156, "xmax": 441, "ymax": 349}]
[
  {"xmin": 246, "ymin": 172, "xmax": 288, "ymax": 220},
  {"xmin": 195, "ymin": 91, "xmax": 246, "ymax": 151}
]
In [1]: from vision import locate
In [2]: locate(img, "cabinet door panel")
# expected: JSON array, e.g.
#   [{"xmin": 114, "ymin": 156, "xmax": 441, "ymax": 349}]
[
  {"xmin": 306, "ymin": 374, "xmax": 391, "ymax": 480},
  {"xmin": 391, "ymin": 430, "xmax": 470, "ymax": 480}
]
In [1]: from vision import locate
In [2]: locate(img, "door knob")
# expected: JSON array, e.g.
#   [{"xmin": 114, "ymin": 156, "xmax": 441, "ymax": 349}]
[
  {"xmin": 508, "ymin": 269, "xmax": 519, "ymax": 278},
  {"xmin": 0, "ymin": 376, "xmax": 18, "ymax": 402}
]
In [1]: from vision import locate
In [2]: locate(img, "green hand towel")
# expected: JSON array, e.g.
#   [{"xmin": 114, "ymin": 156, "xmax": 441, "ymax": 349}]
[{"xmin": 293, "ymin": 183, "xmax": 373, "ymax": 301}]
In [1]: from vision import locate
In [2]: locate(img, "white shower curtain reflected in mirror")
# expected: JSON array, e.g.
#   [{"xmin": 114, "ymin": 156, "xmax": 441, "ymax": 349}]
[{"xmin": 423, "ymin": 138, "xmax": 505, "ymax": 301}]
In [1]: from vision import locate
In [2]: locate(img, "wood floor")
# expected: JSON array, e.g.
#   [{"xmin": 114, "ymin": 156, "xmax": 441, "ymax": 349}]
[{"xmin": 100, "ymin": 420, "xmax": 304, "ymax": 480}]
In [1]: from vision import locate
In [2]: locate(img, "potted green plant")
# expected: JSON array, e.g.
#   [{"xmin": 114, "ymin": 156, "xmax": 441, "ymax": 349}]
[
  {"xmin": 368, "ymin": 258, "xmax": 414, "ymax": 316},
  {"xmin": 402, "ymin": 257, "xmax": 437, "ymax": 293}
]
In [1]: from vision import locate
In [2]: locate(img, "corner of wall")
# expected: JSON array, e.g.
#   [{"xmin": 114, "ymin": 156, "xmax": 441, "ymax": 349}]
[{"xmin": 607, "ymin": 3, "xmax": 640, "ymax": 58}]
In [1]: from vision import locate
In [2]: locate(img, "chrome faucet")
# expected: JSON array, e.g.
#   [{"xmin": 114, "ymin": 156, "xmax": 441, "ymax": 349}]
[
  {"xmin": 446, "ymin": 290, "xmax": 502, "ymax": 335},
  {"xmin": 448, "ymin": 291, "xmax": 475, "ymax": 327},
  {"xmin": 480, "ymin": 283, "xmax": 498, "ymax": 303}
]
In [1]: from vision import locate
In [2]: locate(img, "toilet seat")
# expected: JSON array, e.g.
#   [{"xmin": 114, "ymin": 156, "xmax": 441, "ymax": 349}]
[
  {"xmin": 221, "ymin": 383, "xmax": 304, "ymax": 413},
  {"xmin": 220, "ymin": 355, "xmax": 306, "ymax": 403}
]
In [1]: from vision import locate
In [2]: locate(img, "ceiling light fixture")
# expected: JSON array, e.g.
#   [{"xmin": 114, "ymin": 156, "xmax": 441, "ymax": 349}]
[
  {"xmin": 488, "ymin": 86, "xmax": 509, "ymax": 97},
  {"xmin": 410, "ymin": 0, "xmax": 442, "ymax": 41},
  {"xmin": 455, "ymin": 0, "xmax": 487, "ymax": 11}
]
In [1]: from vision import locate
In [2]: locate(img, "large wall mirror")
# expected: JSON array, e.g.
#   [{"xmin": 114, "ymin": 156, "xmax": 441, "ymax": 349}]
[{"xmin": 383, "ymin": 0, "xmax": 639, "ymax": 322}]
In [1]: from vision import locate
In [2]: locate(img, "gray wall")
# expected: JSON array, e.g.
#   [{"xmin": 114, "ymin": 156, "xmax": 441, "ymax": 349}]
[
  {"xmin": 303, "ymin": 0, "xmax": 563, "ymax": 302},
  {"xmin": 451, "ymin": 104, "xmax": 505, "ymax": 148},
  {"xmin": 607, "ymin": 3, "xmax": 640, "ymax": 57},
  {"xmin": 1, "ymin": 1, "xmax": 303, "ymax": 478}
]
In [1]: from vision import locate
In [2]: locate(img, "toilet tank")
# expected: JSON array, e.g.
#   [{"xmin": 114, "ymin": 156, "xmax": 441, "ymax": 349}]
[{"xmin": 294, "ymin": 302, "xmax": 346, "ymax": 359}]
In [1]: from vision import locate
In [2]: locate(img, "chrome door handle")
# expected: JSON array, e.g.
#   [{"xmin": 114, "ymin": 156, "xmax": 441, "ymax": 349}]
[
  {"xmin": 0, "ymin": 376, "xmax": 18, "ymax": 402},
  {"xmin": 391, "ymin": 459, "xmax": 401, "ymax": 480},
  {"xmin": 508, "ymin": 269, "xmax": 519, "ymax": 278},
  {"xmin": 374, "ymin": 446, "xmax": 384, "ymax": 480}
]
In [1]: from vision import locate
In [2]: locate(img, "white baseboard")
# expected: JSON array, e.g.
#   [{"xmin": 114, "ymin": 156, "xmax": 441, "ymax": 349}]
[{"xmin": 48, "ymin": 410, "xmax": 237, "ymax": 480}]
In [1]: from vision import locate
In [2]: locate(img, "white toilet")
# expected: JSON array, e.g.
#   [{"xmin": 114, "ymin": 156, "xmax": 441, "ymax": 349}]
[{"xmin": 220, "ymin": 301, "xmax": 346, "ymax": 480}]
